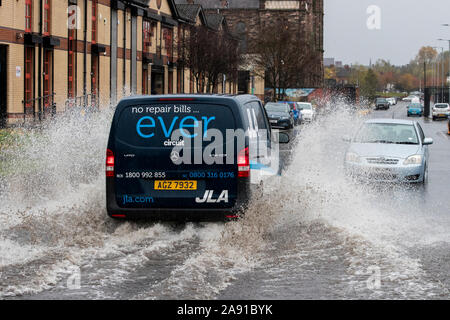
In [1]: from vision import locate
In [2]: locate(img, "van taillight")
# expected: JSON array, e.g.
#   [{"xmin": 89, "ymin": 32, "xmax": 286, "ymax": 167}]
[
  {"xmin": 106, "ymin": 149, "xmax": 114, "ymax": 177},
  {"xmin": 238, "ymin": 147, "xmax": 250, "ymax": 178}
]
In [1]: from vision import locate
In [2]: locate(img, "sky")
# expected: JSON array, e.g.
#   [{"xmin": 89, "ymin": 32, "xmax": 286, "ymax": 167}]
[{"xmin": 324, "ymin": 0, "xmax": 450, "ymax": 66}]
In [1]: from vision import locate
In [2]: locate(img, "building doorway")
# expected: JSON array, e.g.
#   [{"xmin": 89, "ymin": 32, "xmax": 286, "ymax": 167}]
[
  {"xmin": 151, "ymin": 67, "xmax": 164, "ymax": 95},
  {"xmin": 0, "ymin": 45, "xmax": 7, "ymax": 127},
  {"xmin": 238, "ymin": 70, "xmax": 250, "ymax": 94}
]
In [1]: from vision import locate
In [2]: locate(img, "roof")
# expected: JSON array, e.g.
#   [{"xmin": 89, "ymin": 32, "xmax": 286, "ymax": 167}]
[
  {"xmin": 205, "ymin": 13, "xmax": 225, "ymax": 30},
  {"xmin": 176, "ymin": 3, "xmax": 202, "ymax": 23},
  {"xmin": 119, "ymin": 94, "xmax": 259, "ymax": 104},
  {"xmin": 191, "ymin": 0, "xmax": 260, "ymax": 9},
  {"xmin": 365, "ymin": 119, "xmax": 416, "ymax": 125}
]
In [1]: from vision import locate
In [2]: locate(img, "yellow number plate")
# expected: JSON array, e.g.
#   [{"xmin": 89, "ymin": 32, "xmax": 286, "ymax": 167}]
[{"xmin": 154, "ymin": 180, "xmax": 197, "ymax": 190}]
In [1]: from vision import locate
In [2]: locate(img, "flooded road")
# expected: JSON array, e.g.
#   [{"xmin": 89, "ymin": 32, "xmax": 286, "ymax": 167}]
[{"xmin": 0, "ymin": 102, "xmax": 449, "ymax": 299}]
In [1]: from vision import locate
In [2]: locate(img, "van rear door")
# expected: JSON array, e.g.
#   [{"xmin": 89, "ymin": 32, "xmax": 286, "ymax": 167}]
[{"xmin": 112, "ymin": 102, "xmax": 239, "ymax": 209}]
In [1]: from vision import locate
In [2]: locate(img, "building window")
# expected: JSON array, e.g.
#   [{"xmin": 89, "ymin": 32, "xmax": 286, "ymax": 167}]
[
  {"xmin": 235, "ymin": 22, "xmax": 247, "ymax": 53},
  {"xmin": 163, "ymin": 27, "xmax": 173, "ymax": 60},
  {"xmin": 43, "ymin": 49, "xmax": 52, "ymax": 108},
  {"xmin": 24, "ymin": 46, "xmax": 34, "ymax": 109},
  {"xmin": 68, "ymin": 28, "xmax": 76, "ymax": 98},
  {"xmin": 25, "ymin": 0, "xmax": 32, "ymax": 33},
  {"xmin": 91, "ymin": 55, "xmax": 98, "ymax": 106},
  {"xmin": 43, "ymin": 0, "xmax": 51, "ymax": 36},
  {"xmin": 92, "ymin": 0, "xmax": 97, "ymax": 44},
  {"xmin": 142, "ymin": 20, "xmax": 155, "ymax": 53},
  {"xmin": 143, "ymin": 20, "xmax": 152, "ymax": 53}
]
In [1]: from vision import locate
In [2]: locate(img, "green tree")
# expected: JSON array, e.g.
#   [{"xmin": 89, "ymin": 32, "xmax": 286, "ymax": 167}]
[{"xmin": 361, "ymin": 69, "xmax": 378, "ymax": 100}]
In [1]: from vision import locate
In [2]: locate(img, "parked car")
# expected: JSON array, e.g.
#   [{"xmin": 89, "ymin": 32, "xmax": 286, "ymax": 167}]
[
  {"xmin": 407, "ymin": 102, "xmax": 424, "ymax": 117},
  {"xmin": 105, "ymin": 94, "xmax": 289, "ymax": 221},
  {"xmin": 297, "ymin": 102, "xmax": 316, "ymax": 122},
  {"xmin": 278, "ymin": 101, "xmax": 301, "ymax": 125},
  {"xmin": 344, "ymin": 119, "xmax": 433, "ymax": 184},
  {"xmin": 264, "ymin": 102, "xmax": 295, "ymax": 129},
  {"xmin": 402, "ymin": 95, "xmax": 419, "ymax": 102},
  {"xmin": 387, "ymin": 97, "xmax": 397, "ymax": 106},
  {"xmin": 432, "ymin": 103, "xmax": 450, "ymax": 121},
  {"xmin": 375, "ymin": 98, "xmax": 390, "ymax": 110}
]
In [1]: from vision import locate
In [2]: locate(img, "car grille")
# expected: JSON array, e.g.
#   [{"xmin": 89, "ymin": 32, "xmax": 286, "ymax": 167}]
[
  {"xmin": 367, "ymin": 172, "xmax": 398, "ymax": 180},
  {"xmin": 366, "ymin": 157, "xmax": 399, "ymax": 165}
]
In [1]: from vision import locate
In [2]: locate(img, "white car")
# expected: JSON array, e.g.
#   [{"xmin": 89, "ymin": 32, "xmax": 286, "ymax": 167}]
[
  {"xmin": 387, "ymin": 98, "xmax": 395, "ymax": 106},
  {"xmin": 432, "ymin": 103, "xmax": 450, "ymax": 121},
  {"xmin": 403, "ymin": 95, "xmax": 419, "ymax": 102},
  {"xmin": 297, "ymin": 102, "xmax": 315, "ymax": 122}
]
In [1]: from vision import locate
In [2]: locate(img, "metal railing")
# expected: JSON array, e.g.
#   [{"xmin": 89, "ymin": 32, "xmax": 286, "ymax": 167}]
[
  {"xmin": 64, "ymin": 93, "xmax": 98, "ymax": 110},
  {"xmin": 22, "ymin": 93, "xmax": 56, "ymax": 121}
]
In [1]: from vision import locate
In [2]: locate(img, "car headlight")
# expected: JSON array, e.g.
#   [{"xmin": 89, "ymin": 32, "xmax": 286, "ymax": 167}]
[
  {"xmin": 403, "ymin": 154, "xmax": 423, "ymax": 165},
  {"xmin": 345, "ymin": 152, "xmax": 361, "ymax": 163}
]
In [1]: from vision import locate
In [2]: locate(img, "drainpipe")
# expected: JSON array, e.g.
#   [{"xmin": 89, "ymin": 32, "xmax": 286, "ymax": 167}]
[
  {"xmin": 83, "ymin": 0, "xmax": 87, "ymax": 106},
  {"xmin": 38, "ymin": 0, "xmax": 43, "ymax": 121},
  {"xmin": 123, "ymin": 8, "xmax": 127, "ymax": 95}
]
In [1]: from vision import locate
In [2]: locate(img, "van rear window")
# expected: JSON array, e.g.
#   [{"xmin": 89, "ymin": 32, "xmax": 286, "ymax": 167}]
[{"xmin": 115, "ymin": 103, "xmax": 236, "ymax": 147}]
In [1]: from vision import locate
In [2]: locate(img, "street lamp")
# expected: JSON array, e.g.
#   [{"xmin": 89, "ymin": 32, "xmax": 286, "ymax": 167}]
[{"xmin": 433, "ymin": 46, "xmax": 444, "ymax": 102}]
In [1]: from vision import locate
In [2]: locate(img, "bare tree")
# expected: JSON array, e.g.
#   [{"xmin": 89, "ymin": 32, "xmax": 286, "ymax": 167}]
[
  {"xmin": 179, "ymin": 25, "xmax": 241, "ymax": 93},
  {"xmin": 251, "ymin": 21, "xmax": 316, "ymax": 101}
]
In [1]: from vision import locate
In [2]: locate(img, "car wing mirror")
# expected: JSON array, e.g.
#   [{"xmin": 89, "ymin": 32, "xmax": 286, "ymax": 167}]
[{"xmin": 423, "ymin": 138, "xmax": 433, "ymax": 145}]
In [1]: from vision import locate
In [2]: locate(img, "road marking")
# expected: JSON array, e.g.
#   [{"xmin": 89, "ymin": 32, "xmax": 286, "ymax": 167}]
[{"xmin": 437, "ymin": 131, "xmax": 450, "ymax": 140}]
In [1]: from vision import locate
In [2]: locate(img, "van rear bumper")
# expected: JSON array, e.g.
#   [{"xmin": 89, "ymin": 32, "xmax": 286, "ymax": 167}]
[{"xmin": 106, "ymin": 178, "xmax": 251, "ymax": 221}]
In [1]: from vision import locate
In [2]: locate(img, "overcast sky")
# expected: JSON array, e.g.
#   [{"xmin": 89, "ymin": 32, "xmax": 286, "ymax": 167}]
[{"xmin": 324, "ymin": 0, "xmax": 450, "ymax": 66}]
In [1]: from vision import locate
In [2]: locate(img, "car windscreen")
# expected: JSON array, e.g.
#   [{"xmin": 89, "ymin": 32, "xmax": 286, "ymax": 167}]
[
  {"xmin": 265, "ymin": 103, "xmax": 288, "ymax": 113},
  {"xmin": 298, "ymin": 103, "xmax": 312, "ymax": 110},
  {"xmin": 115, "ymin": 103, "xmax": 236, "ymax": 148},
  {"xmin": 434, "ymin": 104, "xmax": 448, "ymax": 108},
  {"xmin": 354, "ymin": 123, "xmax": 419, "ymax": 145},
  {"xmin": 376, "ymin": 98, "xmax": 387, "ymax": 103},
  {"xmin": 410, "ymin": 103, "xmax": 422, "ymax": 108}
]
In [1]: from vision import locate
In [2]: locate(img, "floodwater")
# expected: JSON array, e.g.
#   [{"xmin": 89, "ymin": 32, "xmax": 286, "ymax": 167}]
[{"xmin": 0, "ymin": 101, "xmax": 449, "ymax": 299}]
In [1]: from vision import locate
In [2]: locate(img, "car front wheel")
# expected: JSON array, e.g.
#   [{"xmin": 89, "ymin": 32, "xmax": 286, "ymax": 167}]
[{"xmin": 422, "ymin": 164, "xmax": 428, "ymax": 185}]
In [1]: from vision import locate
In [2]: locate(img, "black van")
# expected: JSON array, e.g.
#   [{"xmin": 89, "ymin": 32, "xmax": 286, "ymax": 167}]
[{"xmin": 106, "ymin": 94, "xmax": 288, "ymax": 221}]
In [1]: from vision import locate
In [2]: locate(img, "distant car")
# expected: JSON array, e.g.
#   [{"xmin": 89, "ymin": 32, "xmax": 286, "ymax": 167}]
[
  {"xmin": 264, "ymin": 102, "xmax": 295, "ymax": 129},
  {"xmin": 403, "ymin": 95, "xmax": 419, "ymax": 102},
  {"xmin": 279, "ymin": 101, "xmax": 301, "ymax": 125},
  {"xmin": 388, "ymin": 97, "xmax": 397, "ymax": 105},
  {"xmin": 375, "ymin": 98, "xmax": 390, "ymax": 110},
  {"xmin": 407, "ymin": 102, "xmax": 423, "ymax": 117},
  {"xmin": 432, "ymin": 103, "xmax": 450, "ymax": 121},
  {"xmin": 344, "ymin": 119, "xmax": 433, "ymax": 184},
  {"xmin": 297, "ymin": 102, "xmax": 316, "ymax": 122}
]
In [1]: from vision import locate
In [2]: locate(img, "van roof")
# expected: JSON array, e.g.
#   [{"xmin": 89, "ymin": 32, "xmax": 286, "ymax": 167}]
[{"xmin": 116, "ymin": 94, "xmax": 260, "ymax": 106}]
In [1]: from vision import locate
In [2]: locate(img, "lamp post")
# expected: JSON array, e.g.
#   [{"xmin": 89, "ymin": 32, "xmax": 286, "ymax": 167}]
[
  {"xmin": 438, "ymin": 37, "xmax": 450, "ymax": 103},
  {"xmin": 433, "ymin": 46, "xmax": 444, "ymax": 102}
]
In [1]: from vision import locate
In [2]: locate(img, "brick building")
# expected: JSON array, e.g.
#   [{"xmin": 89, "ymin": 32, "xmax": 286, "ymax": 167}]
[
  {"xmin": 181, "ymin": 0, "xmax": 324, "ymax": 93},
  {"xmin": 0, "ymin": 0, "xmax": 240, "ymax": 125}
]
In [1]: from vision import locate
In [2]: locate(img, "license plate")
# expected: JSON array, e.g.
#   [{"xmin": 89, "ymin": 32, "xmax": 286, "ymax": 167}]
[
  {"xmin": 154, "ymin": 180, "xmax": 197, "ymax": 190},
  {"xmin": 270, "ymin": 120, "xmax": 277, "ymax": 124}
]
